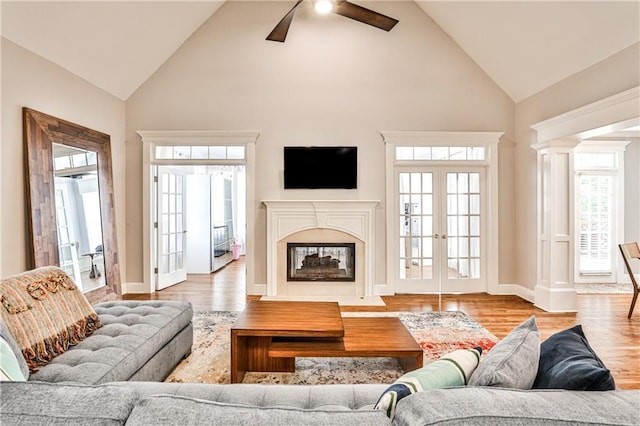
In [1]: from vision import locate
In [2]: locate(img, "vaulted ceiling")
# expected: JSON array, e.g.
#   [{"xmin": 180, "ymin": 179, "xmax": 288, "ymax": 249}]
[{"xmin": 1, "ymin": 1, "xmax": 639, "ymax": 103}]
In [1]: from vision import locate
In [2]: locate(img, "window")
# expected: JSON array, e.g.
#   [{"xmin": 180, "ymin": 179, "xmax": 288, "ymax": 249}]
[
  {"xmin": 573, "ymin": 141, "xmax": 629, "ymax": 283},
  {"xmin": 578, "ymin": 174, "xmax": 613, "ymax": 274},
  {"xmin": 155, "ymin": 145, "xmax": 245, "ymax": 160},
  {"xmin": 396, "ymin": 146, "xmax": 485, "ymax": 161},
  {"xmin": 54, "ymin": 150, "xmax": 97, "ymax": 171}
]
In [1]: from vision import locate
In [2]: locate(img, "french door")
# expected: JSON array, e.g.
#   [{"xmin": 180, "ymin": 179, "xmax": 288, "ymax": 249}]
[
  {"xmin": 55, "ymin": 187, "xmax": 81, "ymax": 285},
  {"xmin": 396, "ymin": 167, "xmax": 486, "ymax": 293},
  {"xmin": 156, "ymin": 166, "xmax": 187, "ymax": 290}
]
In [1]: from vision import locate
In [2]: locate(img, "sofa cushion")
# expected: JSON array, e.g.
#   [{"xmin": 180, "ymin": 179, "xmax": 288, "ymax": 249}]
[
  {"xmin": 0, "ymin": 381, "xmax": 139, "ymax": 425},
  {"xmin": 116, "ymin": 381, "xmax": 388, "ymax": 410},
  {"xmin": 0, "ymin": 266, "xmax": 100, "ymax": 372},
  {"xmin": 468, "ymin": 315, "xmax": 539, "ymax": 389},
  {"xmin": 533, "ymin": 324, "xmax": 615, "ymax": 390},
  {"xmin": 29, "ymin": 301, "xmax": 193, "ymax": 384},
  {"xmin": 0, "ymin": 319, "xmax": 29, "ymax": 380},
  {"xmin": 392, "ymin": 387, "xmax": 640, "ymax": 426},
  {"xmin": 374, "ymin": 347, "xmax": 482, "ymax": 418},
  {"xmin": 125, "ymin": 394, "xmax": 391, "ymax": 426}
]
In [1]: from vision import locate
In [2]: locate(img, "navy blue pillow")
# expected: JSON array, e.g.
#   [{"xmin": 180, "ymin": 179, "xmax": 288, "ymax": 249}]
[{"xmin": 532, "ymin": 324, "xmax": 615, "ymax": 390}]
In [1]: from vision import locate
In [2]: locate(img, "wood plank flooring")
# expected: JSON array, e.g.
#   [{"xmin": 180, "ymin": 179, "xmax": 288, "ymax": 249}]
[{"xmin": 123, "ymin": 257, "xmax": 640, "ymax": 389}]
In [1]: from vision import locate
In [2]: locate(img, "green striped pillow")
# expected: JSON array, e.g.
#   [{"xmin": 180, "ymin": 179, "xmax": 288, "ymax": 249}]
[{"xmin": 374, "ymin": 347, "xmax": 482, "ymax": 418}]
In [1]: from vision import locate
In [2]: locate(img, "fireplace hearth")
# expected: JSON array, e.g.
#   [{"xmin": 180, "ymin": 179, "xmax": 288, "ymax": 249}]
[{"xmin": 287, "ymin": 243, "xmax": 355, "ymax": 281}]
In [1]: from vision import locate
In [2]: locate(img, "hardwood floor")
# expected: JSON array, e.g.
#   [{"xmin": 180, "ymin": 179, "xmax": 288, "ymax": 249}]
[{"xmin": 123, "ymin": 257, "xmax": 640, "ymax": 389}]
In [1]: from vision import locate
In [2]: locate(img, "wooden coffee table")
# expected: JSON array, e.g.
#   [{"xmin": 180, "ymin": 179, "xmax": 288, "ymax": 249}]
[{"xmin": 230, "ymin": 300, "xmax": 423, "ymax": 383}]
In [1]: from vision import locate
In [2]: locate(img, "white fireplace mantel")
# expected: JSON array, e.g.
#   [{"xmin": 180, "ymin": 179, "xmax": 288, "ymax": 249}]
[{"xmin": 262, "ymin": 200, "xmax": 379, "ymax": 297}]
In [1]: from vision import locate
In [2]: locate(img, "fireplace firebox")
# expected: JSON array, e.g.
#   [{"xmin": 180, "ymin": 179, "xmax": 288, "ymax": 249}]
[{"xmin": 287, "ymin": 243, "xmax": 355, "ymax": 281}]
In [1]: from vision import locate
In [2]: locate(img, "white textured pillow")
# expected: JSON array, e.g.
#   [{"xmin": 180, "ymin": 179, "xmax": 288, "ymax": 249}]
[
  {"xmin": 0, "ymin": 336, "xmax": 27, "ymax": 381},
  {"xmin": 468, "ymin": 316, "xmax": 540, "ymax": 389}
]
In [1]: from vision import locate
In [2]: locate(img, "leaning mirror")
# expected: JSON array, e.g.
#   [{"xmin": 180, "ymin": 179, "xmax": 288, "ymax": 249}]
[
  {"xmin": 52, "ymin": 143, "xmax": 106, "ymax": 293},
  {"xmin": 23, "ymin": 108, "xmax": 121, "ymax": 302}
]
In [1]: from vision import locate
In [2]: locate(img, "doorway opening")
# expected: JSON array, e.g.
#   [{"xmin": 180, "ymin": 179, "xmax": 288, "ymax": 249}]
[
  {"xmin": 382, "ymin": 131, "xmax": 502, "ymax": 297},
  {"xmin": 138, "ymin": 130, "xmax": 258, "ymax": 296},
  {"xmin": 572, "ymin": 141, "xmax": 633, "ymax": 293},
  {"xmin": 154, "ymin": 164, "xmax": 246, "ymax": 290}
]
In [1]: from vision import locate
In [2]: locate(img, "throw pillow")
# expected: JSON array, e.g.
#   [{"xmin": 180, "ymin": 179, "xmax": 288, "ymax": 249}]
[
  {"xmin": 0, "ymin": 266, "xmax": 101, "ymax": 372},
  {"xmin": 468, "ymin": 315, "xmax": 540, "ymax": 389},
  {"xmin": 0, "ymin": 319, "xmax": 29, "ymax": 380},
  {"xmin": 0, "ymin": 336, "xmax": 27, "ymax": 381},
  {"xmin": 532, "ymin": 324, "xmax": 615, "ymax": 390},
  {"xmin": 374, "ymin": 347, "xmax": 482, "ymax": 418}
]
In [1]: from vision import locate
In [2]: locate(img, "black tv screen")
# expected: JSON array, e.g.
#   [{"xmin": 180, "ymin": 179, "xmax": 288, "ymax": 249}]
[{"xmin": 284, "ymin": 146, "xmax": 357, "ymax": 189}]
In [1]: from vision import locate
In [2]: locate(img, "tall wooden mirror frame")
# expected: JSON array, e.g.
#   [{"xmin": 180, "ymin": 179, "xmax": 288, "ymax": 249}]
[{"xmin": 23, "ymin": 107, "xmax": 121, "ymax": 302}]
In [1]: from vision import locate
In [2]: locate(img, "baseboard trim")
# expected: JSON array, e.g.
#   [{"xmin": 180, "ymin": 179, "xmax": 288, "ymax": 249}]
[
  {"xmin": 495, "ymin": 283, "xmax": 536, "ymax": 303},
  {"xmin": 374, "ymin": 283, "xmax": 395, "ymax": 296},
  {"xmin": 534, "ymin": 284, "xmax": 578, "ymax": 313},
  {"xmin": 247, "ymin": 283, "xmax": 267, "ymax": 296},
  {"xmin": 122, "ymin": 281, "xmax": 146, "ymax": 294}
]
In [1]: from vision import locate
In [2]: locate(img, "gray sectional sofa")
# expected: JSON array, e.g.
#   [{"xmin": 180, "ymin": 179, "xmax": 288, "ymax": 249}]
[
  {"xmin": 2, "ymin": 380, "xmax": 639, "ymax": 425},
  {"xmin": 1, "ymin": 268, "xmax": 638, "ymax": 425},
  {"xmin": 2, "ymin": 303, "xmax": 639, "ymax": 426}
]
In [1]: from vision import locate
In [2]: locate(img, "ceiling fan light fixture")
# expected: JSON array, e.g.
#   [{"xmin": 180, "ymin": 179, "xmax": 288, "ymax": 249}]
[{"xmin": 314, "ymin": 0, "xmax": 334, "ymax": 15}]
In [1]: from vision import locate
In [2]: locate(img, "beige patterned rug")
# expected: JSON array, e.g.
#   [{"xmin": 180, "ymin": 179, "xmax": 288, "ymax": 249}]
[
  {"xmin": 575, "ymin": 283, "xmax": 634, "ymax": 294},
  {"xmin": 166, "ymin": 311, "xmax": 498, "ymax": 385}
]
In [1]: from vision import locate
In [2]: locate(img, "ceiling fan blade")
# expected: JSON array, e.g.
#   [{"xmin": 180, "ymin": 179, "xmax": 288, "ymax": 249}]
[
  {"xmin": 266, "ymin": 0, "xmax": 303, "ymax": 42},
  {"xmin": 334, "ymin": 1, "xmax": 398, "ymax": 32}
]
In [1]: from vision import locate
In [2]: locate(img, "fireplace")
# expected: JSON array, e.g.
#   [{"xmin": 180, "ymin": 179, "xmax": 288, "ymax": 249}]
[
  {"xmin": 287, "ymin": 243, "xmax": 355, "ymax": 282},
  {"xmin": 262, "ymin": 200, "xmax": 379, "ymax": 297}
]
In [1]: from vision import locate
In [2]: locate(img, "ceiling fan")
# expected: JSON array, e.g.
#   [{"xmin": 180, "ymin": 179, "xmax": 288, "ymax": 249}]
[{"xmin": 266, "ymin": 0, "xmax": 399, "ymax": 42}]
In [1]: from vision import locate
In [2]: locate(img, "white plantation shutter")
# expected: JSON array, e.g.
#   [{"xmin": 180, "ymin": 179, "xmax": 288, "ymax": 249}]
[{"xmin": 578, "ymin": 174, "xmax": 613, "ymax": 274}]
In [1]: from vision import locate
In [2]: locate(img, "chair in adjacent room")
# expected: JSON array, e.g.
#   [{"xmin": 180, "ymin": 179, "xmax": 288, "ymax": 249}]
[{"xmin": 618, "ymin": 242, "xmax": 640, "ymax": 319}]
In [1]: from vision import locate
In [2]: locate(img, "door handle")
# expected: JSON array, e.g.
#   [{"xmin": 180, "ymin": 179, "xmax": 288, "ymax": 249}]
[
  {"xmin": 434, "ymin": 234, "xmax": 439, "ymax": 239},
  {"xmin": 442, "ymin": 234, "xmax": 447, "ymax": 239}
]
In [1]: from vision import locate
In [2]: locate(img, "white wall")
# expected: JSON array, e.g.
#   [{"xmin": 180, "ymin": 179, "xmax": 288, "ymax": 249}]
[
  {"xmin": 514, "ymin": 43, "xmax": 640, "ymax": 291},
  {"xmin": 0, "ymin": 38, "xmax": 126, "ymax": 279},
  {"xmin": 624, "ymin": 139, "xmax": 640, "ymax": 247},
  {"xmin": 125, "ymin": 1, "xmax": 515, "ymax": 291}
]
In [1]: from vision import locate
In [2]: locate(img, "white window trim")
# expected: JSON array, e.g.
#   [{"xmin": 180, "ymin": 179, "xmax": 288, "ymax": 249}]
[
  {"xmin": 380, "ymin": 131, "xmax": 503, "ymax": 295},
  {"xmin": 137, "ymin": 130, "xmax": 260, "ymax": 295}
]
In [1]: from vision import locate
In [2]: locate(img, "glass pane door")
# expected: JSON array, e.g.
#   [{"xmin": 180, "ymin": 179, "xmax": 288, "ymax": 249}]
[
  {"xmin": 398, "ymin": 171, "xmax": 438, "ymax": 292},
  {"xmin": 55, "ymin": 188, "xmax": 81, "ymax": 286},
  {"xmin": 157, "ymin": 167, "xmax": 187, "ymax": 290},
  {"xmin": 443, "ymin": 171, "xmax": 483, "ymax": 292},
  {"xmin": 396, "ymin": 168, "xmax": 485, "ymax": 293}
]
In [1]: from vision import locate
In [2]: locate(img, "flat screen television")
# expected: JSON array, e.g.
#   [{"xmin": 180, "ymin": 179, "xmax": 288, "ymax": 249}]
[{"xmin": 284, "ymin": 146, "xmax": 357, "ymax": 189}]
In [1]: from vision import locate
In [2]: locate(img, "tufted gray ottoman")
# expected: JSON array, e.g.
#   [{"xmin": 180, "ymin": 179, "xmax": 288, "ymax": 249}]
[{"xmin": 29, "ymin": 301, "xmax": 193, "ymax": 384}]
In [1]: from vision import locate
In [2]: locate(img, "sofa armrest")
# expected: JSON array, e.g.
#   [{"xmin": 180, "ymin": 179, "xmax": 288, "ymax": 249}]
[{"xmin": 0, "ymin": 381, "xmax": 138, "ymax": 425}]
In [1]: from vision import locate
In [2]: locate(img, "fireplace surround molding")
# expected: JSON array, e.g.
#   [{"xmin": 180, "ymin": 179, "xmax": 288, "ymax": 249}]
[{"xmin": 262, "ymin": 200, "xmax": 379, "ymax": 297}]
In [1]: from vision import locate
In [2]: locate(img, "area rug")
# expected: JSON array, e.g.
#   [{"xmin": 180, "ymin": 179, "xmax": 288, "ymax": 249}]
[
  {"xmin": 575, "ymin": 283, "xmax": 633, "ymax": 294},
  {"xmin": 165, "ymin": 311, "xmax": 499, "ymax": 385}
]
